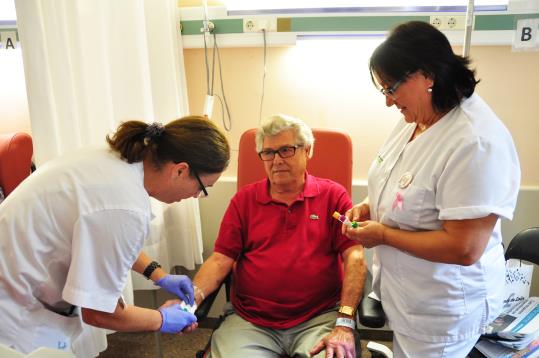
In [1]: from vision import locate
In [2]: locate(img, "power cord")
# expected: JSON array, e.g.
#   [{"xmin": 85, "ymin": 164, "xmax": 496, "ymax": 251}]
[
  {"xmin": 201, "ymin": 25, "xmax": 232, "ymax": 131},
  {"xmin": 259, "ymin": 28, "xmax": 267, "ymax": 124},
  {"xmin": 212, "ymin": 31, "xmax": 232, "ymax": 131}
]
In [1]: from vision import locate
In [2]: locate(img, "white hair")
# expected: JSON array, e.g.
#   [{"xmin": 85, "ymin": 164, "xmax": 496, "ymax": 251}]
[{"xmin": 255, "ymin": 114, "xmax": 315, "ymax": 156}]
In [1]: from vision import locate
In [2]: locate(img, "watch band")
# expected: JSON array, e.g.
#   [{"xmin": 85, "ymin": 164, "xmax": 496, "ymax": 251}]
[
  {"xmin": 335, "ymin": 317, "xmax": 356, "ymax": 330},
  {"xmin": 143, "ymin": 261, "xmax": 161, "ymax": 280},
  {"xmin": 338, "ymin": 305, "xmax": 356, "ymax": 317}
]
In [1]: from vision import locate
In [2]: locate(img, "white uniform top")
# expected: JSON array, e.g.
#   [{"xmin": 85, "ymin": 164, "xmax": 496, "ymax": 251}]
[
  {"xmin": 369, "ymin": 94, "xmax": 520, "ymax": 343},
  {"xmin": 0, "ymin": 147, "xmax": 151, "ymax": 355}
]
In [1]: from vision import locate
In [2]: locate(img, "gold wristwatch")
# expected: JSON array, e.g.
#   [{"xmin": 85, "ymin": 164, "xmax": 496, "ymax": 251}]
[{"xmin": 338, "ymin": 305, "xmax": 355, "ymax": 317}]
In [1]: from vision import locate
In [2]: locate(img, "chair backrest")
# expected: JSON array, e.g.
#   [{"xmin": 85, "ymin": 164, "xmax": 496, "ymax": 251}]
[
  {"xmin": 505, "ymin": 227, "xmax": 539, "ymax": 265},
  {"xmin": 237, "ymin": 128, "xmax": 353, "ymax": 195},
  {"xmin": 0, "ymin": 132, "xmax": 33, "ymax": 197}
]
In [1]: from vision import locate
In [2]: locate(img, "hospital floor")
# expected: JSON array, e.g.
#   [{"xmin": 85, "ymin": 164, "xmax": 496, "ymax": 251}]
[{"xmin": 99, "ymin": 328, "xmax": 393, "ymax": 357}]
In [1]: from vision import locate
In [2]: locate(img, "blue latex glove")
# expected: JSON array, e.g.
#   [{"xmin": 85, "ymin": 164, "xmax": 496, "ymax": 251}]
[
  {"xmin": 158, "ymin": 303, "xmax": 197, "ymax": 334},
  {"xmin": 155, "ymin": 275, "xmax": 195, "ymax": 305}
]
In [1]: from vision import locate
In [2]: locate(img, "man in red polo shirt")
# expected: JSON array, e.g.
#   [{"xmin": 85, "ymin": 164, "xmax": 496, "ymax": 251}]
[{"xmin": 193, "ymin": 114, "xmax": 366, "ymax": 358}]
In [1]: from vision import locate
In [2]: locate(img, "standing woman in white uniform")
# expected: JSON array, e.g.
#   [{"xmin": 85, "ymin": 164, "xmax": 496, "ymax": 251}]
[
  {"xmin": 0, "ymin": 116, "xmax": 230, "ymax": 356},
  {"xmin": 343, "ymin": 22, "xmax": 520, "ymax": 357}
]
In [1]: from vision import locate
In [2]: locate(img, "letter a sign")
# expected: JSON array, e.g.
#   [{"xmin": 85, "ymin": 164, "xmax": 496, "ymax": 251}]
[
  {"xmin": 513, "ymin": 18, "xmax": 539, "ymax": 51},
  {"xmin": 1, "ymin": 31, "xmax": 18, "ymax": 50}
]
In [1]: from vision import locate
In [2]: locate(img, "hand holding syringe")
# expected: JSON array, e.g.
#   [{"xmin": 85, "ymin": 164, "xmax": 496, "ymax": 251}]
[{"xmin": 332, "ymin": 211, "xmax": 359, "ymax": 228}]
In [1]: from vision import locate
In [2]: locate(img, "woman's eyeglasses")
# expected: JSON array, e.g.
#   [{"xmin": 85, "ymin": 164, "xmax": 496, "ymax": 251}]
[
  {"xmin": 258, "ymin": 145, "xmax": 303, "ymax": 161},
  {"xmin": 192, "ymin": 169, "xmax": 208, "ymax": 198},
  {"xmin": 379, "ymin": 72, "xmax": 411, "ymax": 98}
]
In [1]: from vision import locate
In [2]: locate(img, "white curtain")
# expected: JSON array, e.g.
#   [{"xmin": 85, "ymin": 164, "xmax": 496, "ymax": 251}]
[{"xmin": 15, "ymin": 0, "xmax": 203, "ymax": 355}]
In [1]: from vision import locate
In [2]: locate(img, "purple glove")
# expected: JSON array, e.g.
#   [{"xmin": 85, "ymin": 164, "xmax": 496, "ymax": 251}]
[
  {"xmin": 155, "ymin": 274, "xmax": 195, "ymax": 305},
  {"xmin": 158, "ymin": 303, "xmax": 197, "ymax": 334}
]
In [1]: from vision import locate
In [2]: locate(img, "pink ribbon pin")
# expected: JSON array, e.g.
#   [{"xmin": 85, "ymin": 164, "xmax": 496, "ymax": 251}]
[{"xmin": 392, "ymin": 192, "xmax": 404, "ymax": 211}]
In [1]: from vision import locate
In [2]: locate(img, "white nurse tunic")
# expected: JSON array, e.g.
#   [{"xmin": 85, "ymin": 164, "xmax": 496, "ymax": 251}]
[
  {"xmin": 0, "ymin": 148, "xmax": 151, "ymax": 357},
  {"xmin": 368, "ymin": 94, "xmax": 520, "ymax": 344}
]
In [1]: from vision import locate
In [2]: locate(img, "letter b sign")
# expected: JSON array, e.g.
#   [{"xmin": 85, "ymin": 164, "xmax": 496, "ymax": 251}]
[
  {"xmin": 521, "ymin": 26, "xmax": 532, "ymax": 41},
  {"xmin": 513, "ymin": 18, "xmax": 539, "ymax": 51}
]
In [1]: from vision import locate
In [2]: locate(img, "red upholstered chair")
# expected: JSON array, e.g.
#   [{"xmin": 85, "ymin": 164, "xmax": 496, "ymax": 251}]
[
  {"xmin": 0, "ymin": 132, "xmax": 33, "ymax": 198},
  {"xmin": 236, "ymin": 128, "xmax": 388, "ymax": 357},
  {"xmin": 195, "ymin": 128, "xmax": 358, "ymax": 358}
]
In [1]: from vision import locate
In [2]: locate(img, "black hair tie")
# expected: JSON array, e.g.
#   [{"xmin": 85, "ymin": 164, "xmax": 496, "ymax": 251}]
[{"xmin": 144, "ymin": 122, "xmax": 165, "ymax": 145}]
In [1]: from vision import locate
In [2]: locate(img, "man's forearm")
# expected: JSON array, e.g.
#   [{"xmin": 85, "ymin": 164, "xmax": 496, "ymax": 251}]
[
  {"xmin": 340, "ymin": 246, "xmax": 367, "ymax": 312},
  {"xmin": 192, "ymin": 252, "xmax": 234, "ymax": 305}
]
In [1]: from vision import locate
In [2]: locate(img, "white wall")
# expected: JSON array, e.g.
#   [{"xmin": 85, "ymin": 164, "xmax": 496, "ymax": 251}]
[
  {"xmin": 184, "ymin": 45, "xmax": 539, "ymax": 187},
  {"xmin": 0, "ymin": 48, "xmax": 31, "ymax": 133}
]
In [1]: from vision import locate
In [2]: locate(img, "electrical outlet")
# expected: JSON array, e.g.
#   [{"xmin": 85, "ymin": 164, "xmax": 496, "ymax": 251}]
[
  {"xmin": 429, "ymin": 15, "xmax": 468, "ymax": 30},
  {"xmin": 430, "ymin": 16, "xmax": 444, "ymax": 29},
  {"xmin": 244, "ymin": 19, "xmax": 257, "ymax": 32},
  {"xmin": 243, "ymin": 18, "xmax": 276, "ymax": 33},
  {"xmin": 445, "ymin": 15, "xmax": 466, "ymax": 30}
]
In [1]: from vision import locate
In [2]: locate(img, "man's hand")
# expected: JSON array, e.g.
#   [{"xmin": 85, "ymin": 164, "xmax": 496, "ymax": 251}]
[
  {"xmin": 156, "ymin": 274, "xmax": 195, "ymax": 305},
  {"xmin": 309, "ymin": 326, "xmax": 356, "ymax": 358}
]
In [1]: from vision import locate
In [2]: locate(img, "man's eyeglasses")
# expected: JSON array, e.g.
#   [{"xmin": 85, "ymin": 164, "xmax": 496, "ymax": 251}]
[
  {"xmin": 192, "ymin": 168, "xmax": 208, "ymax": 198},
  {"xmin": 379, "ymin": 72, "xmax": 411, "ymax": 98},
  {"xmin": 258, "ymin": 145, "xmax": 303, "ymax": 161}
]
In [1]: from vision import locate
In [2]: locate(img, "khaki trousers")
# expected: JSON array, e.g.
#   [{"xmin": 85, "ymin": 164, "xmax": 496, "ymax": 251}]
[{"xmin": 209, "ymin": 304, "xmax": 360, "ymax": 358}]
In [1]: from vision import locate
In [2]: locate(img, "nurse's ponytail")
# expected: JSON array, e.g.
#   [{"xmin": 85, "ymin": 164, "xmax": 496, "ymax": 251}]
[
  {"xmin": 106, "ymin": 116, "xmax": 230, "ymax": 175},
  {"xmin": 106, "ymin": 120, "xmax": 148, "ymax": 163}
]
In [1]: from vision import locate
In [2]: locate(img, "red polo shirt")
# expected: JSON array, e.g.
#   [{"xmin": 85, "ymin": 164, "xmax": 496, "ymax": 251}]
[{"xmin": 214, "ymin": 174, "xmax": 357, "ymax": 329}]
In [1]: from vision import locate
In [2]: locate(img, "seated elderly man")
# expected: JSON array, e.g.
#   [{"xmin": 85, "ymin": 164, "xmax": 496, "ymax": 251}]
[{"xmin": 193, "ymin": 114, "xmax": 366, "ymax": 358}]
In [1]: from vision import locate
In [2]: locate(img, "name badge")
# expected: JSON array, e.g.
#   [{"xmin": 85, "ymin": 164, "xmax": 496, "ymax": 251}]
[{"xmin": 398, "ymin": 172, "xmax": 414, "ymax": 189}]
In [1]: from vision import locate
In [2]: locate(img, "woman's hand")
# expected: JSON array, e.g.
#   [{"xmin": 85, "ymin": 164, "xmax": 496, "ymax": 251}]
[
  {"xmin": 156, "ymin": 274, "xmax": 195, "ymax": 305},
  {"xmin": 346, "ymin": 202, "xmax": 370, "ymax": 222},
  {"xmin": 344, "ymin": 221, "xmax": 387, "ymax": 249},
  {"xmin": 342, "ymin": 201, "xmax": 370, "ymax": 236},
  {"xmin": 157, "ymin": 300, "xmax": 198, "ymax": 334}
]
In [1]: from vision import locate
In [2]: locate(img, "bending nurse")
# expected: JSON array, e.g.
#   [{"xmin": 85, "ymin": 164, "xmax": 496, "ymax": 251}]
[
  {"xmin": 0, "ymin": 116, "xmax": 230, "ymax": 356},
  {"xmin": 343, "ymin": 21, "xmax": 520, "ymax": 357}
]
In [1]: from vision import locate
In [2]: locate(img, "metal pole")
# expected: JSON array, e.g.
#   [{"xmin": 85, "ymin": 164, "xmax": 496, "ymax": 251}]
[{"xmin": 463, "ymin": 0, "xmax": 475, "ymax": 57}]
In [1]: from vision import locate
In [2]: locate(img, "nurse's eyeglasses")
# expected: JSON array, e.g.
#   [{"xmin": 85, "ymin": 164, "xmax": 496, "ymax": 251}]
[
  {"xmin": 258, "ymin": 145, "xmax": 303, "ymax": 161},
  {"xmin": 379, "ymin": 72, "xmax": 412, "ymax": 98},
  {"xmin": 192, "ymin": 168, "xmax": 208, "ymax": 198}
]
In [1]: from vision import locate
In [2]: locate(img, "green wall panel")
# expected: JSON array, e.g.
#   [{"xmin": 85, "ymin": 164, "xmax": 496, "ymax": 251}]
[
  {"xmin": 290, "ymin": 16, "xmax": 428, "ymax": 32},
  {"xmin": 182, "ymin": 19, "xmax": 243, "ymax": 35},
  {"xmin": 475, "ymin": 13, "xmax": 539, "ymax": 30},
  {"xmin": 180, "ymin": 13, "xmax": 539, "ymax": 35}
]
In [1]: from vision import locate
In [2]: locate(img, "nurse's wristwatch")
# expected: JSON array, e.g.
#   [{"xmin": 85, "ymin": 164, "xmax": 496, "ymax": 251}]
[
  {"xmin": 143, "ymin": 261, "xmax": 162, "ymax": 280},
  {"xmin": 335, "ymin": 305, "xmax": 356, "ymax": 330}
]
